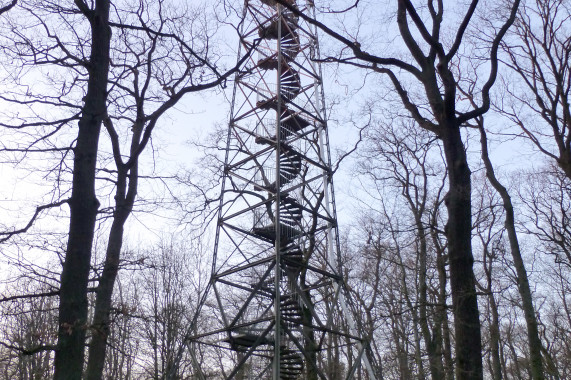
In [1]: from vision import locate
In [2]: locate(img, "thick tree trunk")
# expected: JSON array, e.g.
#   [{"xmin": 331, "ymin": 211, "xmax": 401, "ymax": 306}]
[
  {"xmin": 479, "ymin": 127, "xmax": 544, "ymax": 380},
  {"xmin": 53, "ymin": 1, "xmax": 111, "ymax": 379},
  {"xmin": 441, "ymin": 125, "xmax": 483, "ymax": 380}
]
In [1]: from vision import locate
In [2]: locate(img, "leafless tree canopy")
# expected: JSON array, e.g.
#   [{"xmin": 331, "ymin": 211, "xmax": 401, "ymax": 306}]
[{"xmin": 0, "ymin": 0, "xmax": 570, "ymax": 379}]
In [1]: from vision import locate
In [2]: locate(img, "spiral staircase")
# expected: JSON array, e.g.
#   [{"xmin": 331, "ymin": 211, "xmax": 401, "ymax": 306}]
[
  {"xmin": 252, "ymin": 5, "xmax": 306, "ymax": 376},
  {"xmin": 173, "ymin": 1, "xmax": 379, "ymax": 379}
]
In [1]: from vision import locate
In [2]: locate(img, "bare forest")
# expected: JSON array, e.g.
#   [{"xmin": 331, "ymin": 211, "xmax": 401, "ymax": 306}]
[{"xmin": 0, "ymin": 0, "xmax": 570, "ymax": 379}]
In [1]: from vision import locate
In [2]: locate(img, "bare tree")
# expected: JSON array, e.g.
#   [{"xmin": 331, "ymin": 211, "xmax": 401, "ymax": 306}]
[
  {"xmin": 100, "ymin": 278, "xmax": 139, "ymax": 380},
  {"xmin": 136, "ymin": 238, "xmax": 208, "ymax": 379},
  {"xmin": 0, "ymin": 280, "xmax": 58, "ymax": 380},
  {"xmin": 0, "ymin": 0, "xmax": 249, "ymax": 378},
  {"xmin": 272, "ymin": 1, "xmax": 521, "ymax": 377},
  {"xmin": 539, "ymin": 260, "xmax": 571, "ymax": 379},
  {"xmin": 472, "ymin": 182, "xmax": 504, "ymax": 380},
  {"xmin": 500, "ymin": 0, "xmax": 571, "ymax": 179},
  {"xmin": 349, "ymin": 119, "xmax": 451, "ymax": 380},
  {"xmin": 0, "ymin": 1, "xmax": 115, "ymax": 377},
  {"xmin": 456, "ymin": 74, "xmax": 545, "ymax": 378},
  {"xmin": 519, "ymin": 167, "xmax": 571, "ymax": 269},
  {"xmin": 477, "ymin": 122, "xmax": 544, "ymax": 379},
  {"xmin": 85, "ymin": 2, "xmax": 249, "ymax": 378},
  {"xmin": 47, "ymin": 2, "xmax": 112, "ymax": 377}
]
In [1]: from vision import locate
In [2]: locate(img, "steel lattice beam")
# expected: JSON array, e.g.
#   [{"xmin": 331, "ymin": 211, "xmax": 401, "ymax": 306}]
[{"xmin": 169, "ymin": 2, "xmax": 379, "ymax": 379}]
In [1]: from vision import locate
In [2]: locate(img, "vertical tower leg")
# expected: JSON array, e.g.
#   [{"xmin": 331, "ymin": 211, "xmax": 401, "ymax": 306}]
[{"xmin": 170, "ymin": 2, "xmax": 378, "ymax": 379}]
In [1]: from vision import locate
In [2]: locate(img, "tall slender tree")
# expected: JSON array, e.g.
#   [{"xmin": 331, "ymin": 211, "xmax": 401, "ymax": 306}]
[{"xmin": 456, "ymin": 78, "xmax": 545, "ymax": 378}]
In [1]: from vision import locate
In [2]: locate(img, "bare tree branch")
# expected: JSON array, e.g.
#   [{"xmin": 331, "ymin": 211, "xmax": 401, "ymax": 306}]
[
  {"xmin": 0, "ymin": 199, "xmax": 69, "ymax": 243},
  {"xmin": 0, "ymin": 0, "xmax": 16, "ymax": 16}
]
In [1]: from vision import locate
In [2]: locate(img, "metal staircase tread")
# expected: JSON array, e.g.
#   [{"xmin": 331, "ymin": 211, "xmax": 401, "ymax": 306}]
[{"xmin": 252, "ymin": 223, "xmax": 302, "ymax": 241}]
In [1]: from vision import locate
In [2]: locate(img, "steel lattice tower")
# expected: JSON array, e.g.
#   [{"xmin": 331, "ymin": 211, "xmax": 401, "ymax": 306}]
[{"xmin": 184, "ymin": 1, "xmax": 377, "ymax": 379}]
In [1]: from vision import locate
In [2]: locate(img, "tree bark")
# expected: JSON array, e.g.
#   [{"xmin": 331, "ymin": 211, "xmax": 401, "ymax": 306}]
[
  {"xmin": 53, "ymin": 1, "xmax": 111, "ymax": 379},
  {"xmin": 441, "ymin": 124, "xmax": 483, "ymax": 380}
]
